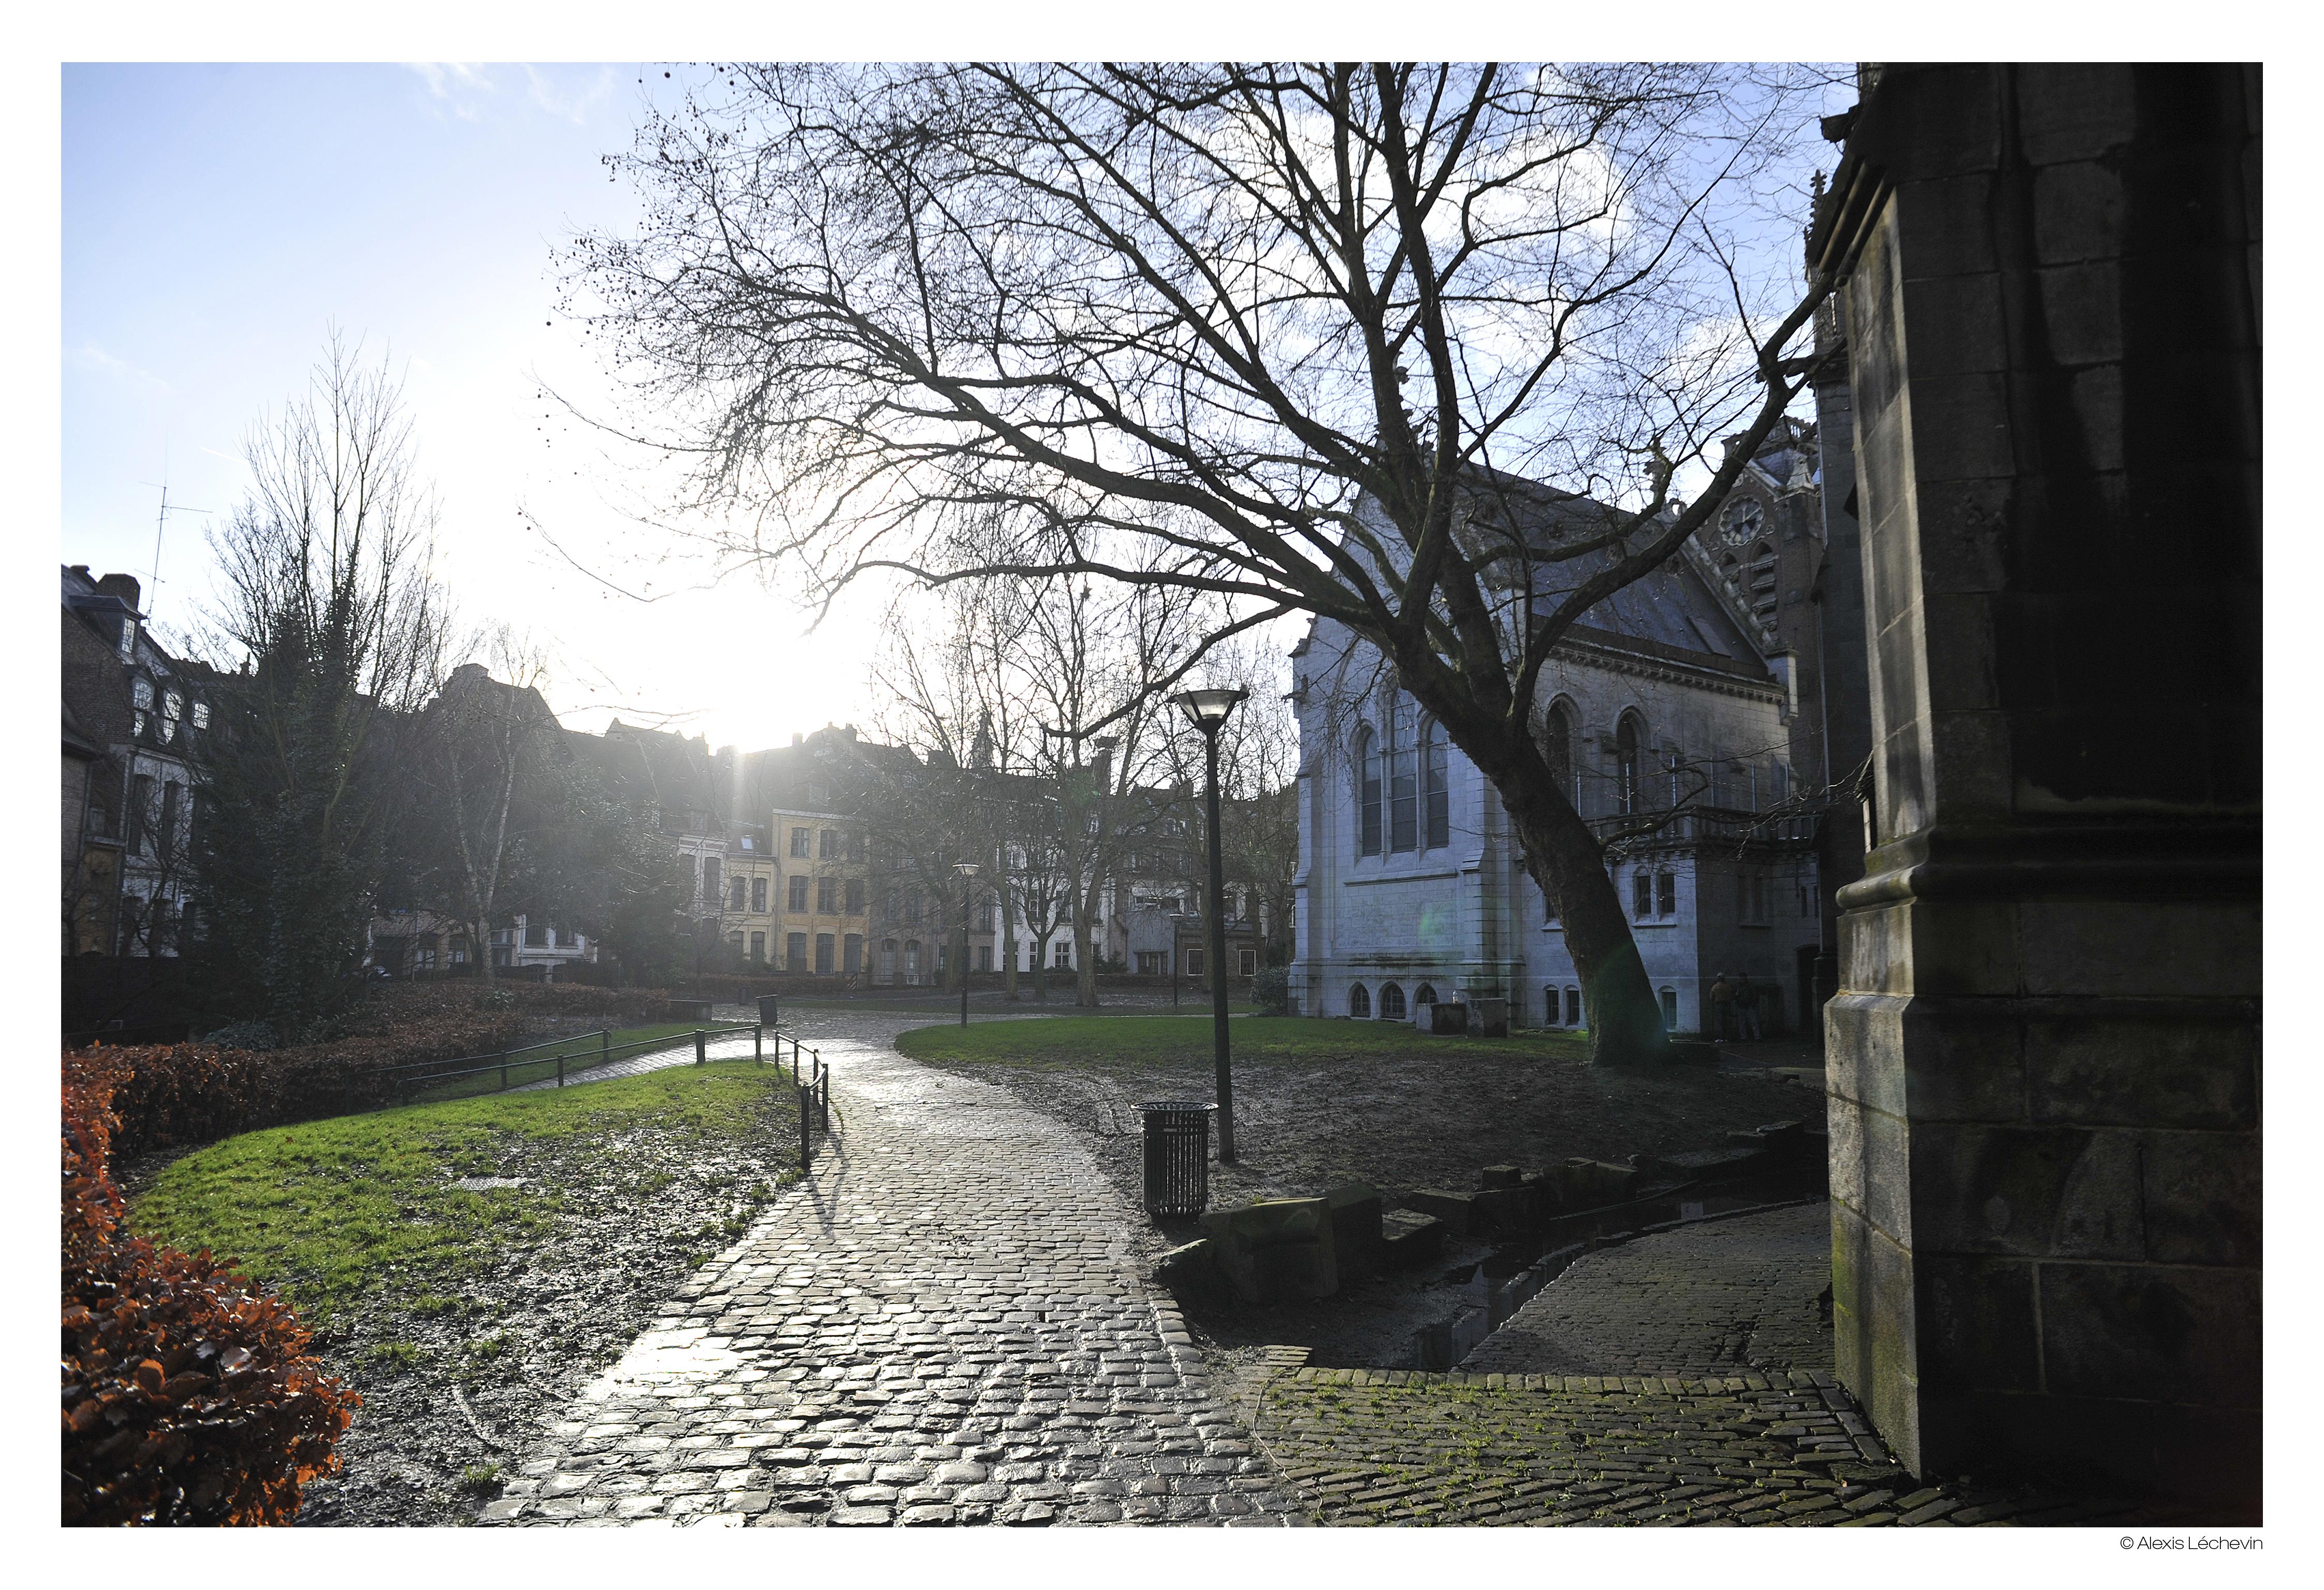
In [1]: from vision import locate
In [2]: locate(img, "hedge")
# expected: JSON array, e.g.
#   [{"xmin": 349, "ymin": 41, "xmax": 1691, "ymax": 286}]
[{"xmin": 62, "ymin": 1053, "xmax": 356, "ymax": 1524}]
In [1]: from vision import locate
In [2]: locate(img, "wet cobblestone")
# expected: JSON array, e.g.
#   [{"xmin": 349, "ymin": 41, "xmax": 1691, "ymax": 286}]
[{"xmin": 482, "ymin": 1015, "xmax": 1302, "ymax": 1527}]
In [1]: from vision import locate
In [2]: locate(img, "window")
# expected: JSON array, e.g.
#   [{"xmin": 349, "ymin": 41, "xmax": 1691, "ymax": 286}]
[
  {"xmin": 1738, "ymin": 870, "xmax": 1768, "ymax": 924},
  {"xmin": 1658, "ymin": 871, "xmax": 1677, "ymax": 916},
  {"xmin": 1389, "ymin": 700, "xmax": 1417, "ymax": 853},
  {"xmin": 157, "ymin": 782, "xmax": 180, "ymax": 853},
  {"xmin": 978, "ymin": 945, "xmax": 992, "ymax": 972},
  {"xmin": 844, "ymin": 933, "xmax": 863, "ymax": 974},
  {"xmin": 703, "ymin": 857, "xmax": 721, "ymax": 900},
  {"xmin": 808, "ymin": 780, "xmax": 829, "ymax": 806},
  {"xmin": 1348, "ymin": 982, "xmax": 1371, "ymax": 1018},
  {"xmin": 845, "ymin": 879, "xmax": 865, "ymax": 914},
  {"xmin": 526, "ymin": 920, "xmax": 547, "ymax": 947},
  {"xmin": 1422, "ymin": 723, "xmax": 1449, "ymax": 849},
  {"xmin": 1545, "ymin": 701, "xmax": 1575, "ymax": 803},
  {"xmin": 133, "ymin": 677, "xmax": 154, "ymax": 711},
  {"xmin": 905, "ymin": 940, "xmax": 922, "ymax": 979},
  {"xmin": 752, "ymin": 876, "xmax": 768, "ymax": 913},
  {"xmin": 820, "ymin": 827, "xmax": 838, "ymax": 858},
  {"xmin": 1633, "ymin": 870, "xmax": 1653, "ymax": 920},
  {"xmin": 787, "ymin": 931, "xmax": 807, "ymax": 969},
  {"xmin": 119, "ymin": 618, "xmax": 136, "ymax": 660},
  {"xmin": 1239, "ymin": 949, "xmax": 1257, "ymax": 977},
  {"xmin": 739, "ymin": 834, "xmax": 755, "ymax": 852},
  {"xmin": 130, "ymin": 775, "xmax": 154, "ymax": 849},
  {"xmin": 1661, "ymin": 988, "xmax": 1678, "ymax": 1029},
  {"xmin": 817, "ymin": 876, "xmax": 837, "ymax": 913},
  {"xmin": 192, "ymin": 701, "xmax": 209, "ymax": 730},
  {"xmin": 750, "ymin": 931, "xmax": 766, "ymax": 961},
  {"xmin": 815, "ymin": 933, "xmax": 835, "ymax": 974},
  {"xmin": 1055, "ymin": 940, "xmax": 1072, "ymax": 969},
  {"xmin": 848, "ymin": 831, "xmax": 866, "ymax": 863},
  {"xmin": 1416, "ymin": 983, "xmax": 1437, "ymax": 1009},
  {"xmin": 1616, "ymin": 714, "xmax": 1643, "ymax": 814},
  {"xmin": 1136, "ymin": 952, "xmax": 1165, "ymax": 975},
  {"xmin": 790, "ymin": 826, "xmax": 810, "ymax": 857},
  {"xmin": 1566, "ymin": 987, "xmax": 1582, "ymax": 1027},
  {"xmin": 1380, "ymin": 983, "xmax": 1407, "ymax": 1020},
  {"xmin": 788, "ymin": 876, "xmax": 809, "ymax": 912},
  {"xmin": 1357, "ymin": 726, "xmax": 1382, "ymax": 857},
  {"xmin": 727, "ymin": 931, "xmax": 745, "ymax": 955},
  {"xmin": 730, "ymin": 876, "xmax": 747, "ymax": 911}
]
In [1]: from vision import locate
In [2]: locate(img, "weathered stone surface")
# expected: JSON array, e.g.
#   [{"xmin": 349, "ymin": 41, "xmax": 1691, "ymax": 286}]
[
  {"xmin": 1201, "ymin": 1198, "xmax": 1337, "ymax": 1303},
  {"xmin": 1322, "ymin": 1181, "xmax": 1385, "ymax": 1283}
]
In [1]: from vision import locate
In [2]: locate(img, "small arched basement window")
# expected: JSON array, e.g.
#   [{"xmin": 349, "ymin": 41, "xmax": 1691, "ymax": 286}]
[
  {"xmin": 1380, "ymin": 983, "xmax": 1407, "ymax": 1020},
  {"xmin": 1348, "ymin": 982, "xmax": 1372, "ymax": 1018}
]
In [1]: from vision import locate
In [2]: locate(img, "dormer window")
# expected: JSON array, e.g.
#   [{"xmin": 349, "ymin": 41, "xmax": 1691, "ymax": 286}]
[
  {"xmin": 192, "ymin": 702, "xmax": 210, "ymax": 731},
  {"xmin": 118, "ymin": 619, "xmax": 136, "ymax": 660},
  {"xmin": 133, "ymin": 678, "xmax": 154, "ymax": 711}
]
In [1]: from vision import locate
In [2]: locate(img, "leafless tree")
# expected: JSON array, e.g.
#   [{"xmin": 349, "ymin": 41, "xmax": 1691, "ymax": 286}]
[
  {"xmin": 191, "ymin": 332, "xmax": 448, "ymax": 1031},
  {"xmin": 566, "ymin": 62, "xmax": 1838, "ymax": 1063}
]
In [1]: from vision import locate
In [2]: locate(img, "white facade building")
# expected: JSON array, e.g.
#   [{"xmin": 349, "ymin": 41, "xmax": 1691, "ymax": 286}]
[{"xmin": 1290, "ymin": 486, "xmax": 1825, "ymax": 1037}]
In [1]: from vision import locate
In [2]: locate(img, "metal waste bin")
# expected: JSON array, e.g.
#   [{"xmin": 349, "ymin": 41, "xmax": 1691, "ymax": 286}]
[
  {"xmin": 757, "ymin": 993, "xmax": 781, "ymax": 1030},
  {"xmin": 1139, "ymin": 1101, "xmax": 1216, "ymax": 1218}
]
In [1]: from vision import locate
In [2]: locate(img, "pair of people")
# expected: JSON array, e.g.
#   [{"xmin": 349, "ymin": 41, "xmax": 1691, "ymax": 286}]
[{"xmin": 1707, "ymin": 971, "xmax": 1763, "ymax": 1042}]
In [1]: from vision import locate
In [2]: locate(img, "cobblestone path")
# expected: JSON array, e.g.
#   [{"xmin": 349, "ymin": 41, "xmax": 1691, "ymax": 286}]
[
  {"xmin": 482, "ymin": 1019, "xmax": 1302, "ymax": 1527},
  {"xmin": 1461, "ymin": 1202, "xmax": 1831, "ymax": 1377}
]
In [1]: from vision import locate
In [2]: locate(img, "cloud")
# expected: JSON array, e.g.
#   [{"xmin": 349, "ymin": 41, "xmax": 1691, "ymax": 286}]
[
  {"xmin": 73, "ymin": 344, "xmax": 172, "ymax": 396},
  {"xmin": 522, "ymin": 65, "xmax": 616, "ymax": 126},
  {"xmin": 406, "ymin": 62, "xmax": 495, "ymax": 122}
]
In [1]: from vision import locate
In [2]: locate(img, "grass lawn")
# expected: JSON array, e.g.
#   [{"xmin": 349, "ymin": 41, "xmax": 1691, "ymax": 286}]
[
  {"xmin": 132, "ymin": 1059, "xmax": 800, "ymax": 1331},
  {"xmin": 896, "ymin": 1013, "xmax": 1593, "ymax": 1069}
]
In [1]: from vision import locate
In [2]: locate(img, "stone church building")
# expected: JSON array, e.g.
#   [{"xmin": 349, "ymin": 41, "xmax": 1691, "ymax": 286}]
[{"xmin": 1289, "ymin": 422, "xmax": 1860, "ymax": 1039}]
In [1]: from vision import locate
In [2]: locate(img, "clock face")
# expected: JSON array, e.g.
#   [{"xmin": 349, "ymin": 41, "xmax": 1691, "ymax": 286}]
[{"xmin": 1720, "ymin": 497, "xmax": 1765, "ymax": 547}]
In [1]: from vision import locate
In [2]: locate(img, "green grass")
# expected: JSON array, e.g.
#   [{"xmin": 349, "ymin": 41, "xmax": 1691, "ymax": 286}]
[
  {"xmin": 130, "ymin": 1059, "xmax": 799, "ymax": 1329},
  {"xmin": 894, "ymin": 1013, "xmax": 1591, "ymax": 1069},
  {"xmin": 403, "ymin": 1020, "xmax": 751, "ymax": 1102}
]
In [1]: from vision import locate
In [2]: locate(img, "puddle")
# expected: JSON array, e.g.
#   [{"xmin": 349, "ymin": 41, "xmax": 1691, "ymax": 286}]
[{"xmin": 455, "ymin": 1176, "xmax": 525, "ymax": 1191}]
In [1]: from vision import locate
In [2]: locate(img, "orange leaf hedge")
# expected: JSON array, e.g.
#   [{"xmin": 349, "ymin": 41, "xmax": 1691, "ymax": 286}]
[{"xmin": 63, "ymin": 1055, "xmax": 357, "ymax": 1525}]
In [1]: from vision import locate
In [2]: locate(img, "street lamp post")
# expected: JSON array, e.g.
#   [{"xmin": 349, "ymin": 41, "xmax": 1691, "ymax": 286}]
[
  {"xmin": 954, "ymin": 860, "xmax": 979, "ymax": 1028},
  {"xmin": 1172, "ymin": 686, "xmax": 1248, "ymax": 1163}
]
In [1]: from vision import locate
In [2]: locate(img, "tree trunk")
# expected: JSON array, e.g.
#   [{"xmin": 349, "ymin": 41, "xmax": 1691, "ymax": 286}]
[
  {"xmin": 1030, "ymin": 929, "xmax": 1050, "ymax": 1001},
  {"xmin": 1073, "ymin": 896, "xmax": 1098, "ymax": 1007},
  {"xmin": 1501, "ymin": 779, "xmax": 1667, "ymax": 1067},
  {"xmin": 999, "ymin": 855, "xmax": 1019, "ymax": 1002}
]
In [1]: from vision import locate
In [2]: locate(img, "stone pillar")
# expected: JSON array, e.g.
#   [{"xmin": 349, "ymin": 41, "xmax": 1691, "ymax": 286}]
[{"xmin": 1812, "ymin": 64, "xmax": 2260, "ymax": 1507}]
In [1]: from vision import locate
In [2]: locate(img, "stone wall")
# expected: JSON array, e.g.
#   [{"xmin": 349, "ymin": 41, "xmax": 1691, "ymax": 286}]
[{"xmin": 1813, "ymin": 64, "xmax": 2260, "ymax": 1505}]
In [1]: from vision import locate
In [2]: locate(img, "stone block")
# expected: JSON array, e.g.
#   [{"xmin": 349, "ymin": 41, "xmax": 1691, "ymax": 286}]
[
  {"xmin": 2025, "ymin": 1013, "xmax": 2257, "ymax": 1130},
  {"xmin": 1907, "ymin": 1122, "xmax": 2143, "ymax": 1260},
  {"xmin": 1469, "ymin": 1185, "xmax": 1547, "ymax": 1237},
  {"xmin": 2139, "ymin": 1131, "xmax": 2261, "ymax": 1268},
  {"xmin": 2011, "ymin": 63, "xmax": 2140, "ymax": 164},
  {"xmin": 1899, "ymin": 272, "xmax": 2008, "ymax": 375},
  {"xmin": 2030, "ymin": 159, "xmax": 2127, "ymax": 265},
  {"xmin": 1470, "ymin": 998, "xmax": 1509, "ymax": 1038},
  {"xmin": 1424, "ymin": 1000, "xmax": 1468, "ymax": 1035},
  {"xmin": 1914, "ymin": 1254, "xmax": 2041, "ymax": 1393},
  {"xmin": 1323, "ymin": 1181, "xmax": 1385, "ymax": 1283},
  {"xmin": 2038, "ymin": 1263, "xmax": 2260, "ymax": 1408},
  {"xmin": 1894, "ymin": 171, "xmax": 2001, "ymax": 280},
  {"xmin": 1379, "ymin": 1209, "xmax": 1445, "ymax": 1269},
  {"xmin": 1905, "ymin": 372, "xmax": 2015, "ymax": 482},
  {"xmin": 1556, "ymin": 1159, "xmax": 1638, "ymax": 1208},
  {"xmin": 1478, "ymin": 1164, "xmax": 1523, "ymax": 1189},
  {"xmin": 1404, "ymin": 1188, "xmax": 1479, "ymax": 1233},
  {"xmin": 1199, "ymin": 1198, "xmax": 1337, "ymax": 1303}
]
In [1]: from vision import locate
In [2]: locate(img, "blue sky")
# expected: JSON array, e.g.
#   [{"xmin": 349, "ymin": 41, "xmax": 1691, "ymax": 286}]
[{"xmin": 63, "ymin": 61, "xmax": 877, "ymax": 748}]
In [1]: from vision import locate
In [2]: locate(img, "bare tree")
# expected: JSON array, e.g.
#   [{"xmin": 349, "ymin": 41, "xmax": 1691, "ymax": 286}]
[
  {"xmin": 567, "ymin": 63, "xmax": 1837, "ymax": 1063},
  {"xmin": 191, "ymin": 333, "xmax": 446, "ymax": 1033}
]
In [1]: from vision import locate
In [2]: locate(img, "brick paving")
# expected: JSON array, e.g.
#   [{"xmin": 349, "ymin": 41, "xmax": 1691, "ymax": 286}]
[{"xmin": 481, "ymin": 1015, "xmax": 1302, "ymax": 1527}]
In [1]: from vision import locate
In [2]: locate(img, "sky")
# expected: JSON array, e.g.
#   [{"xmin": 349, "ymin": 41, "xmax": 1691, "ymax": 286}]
[{"xmin": 63, "ymin": 61, "xmax": 891, "ymax": 752}]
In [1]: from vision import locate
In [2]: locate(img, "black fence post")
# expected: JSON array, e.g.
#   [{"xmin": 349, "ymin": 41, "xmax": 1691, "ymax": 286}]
[
  {"xmin": 797, "ymin": 1075, "xmax": 811, "ymax": 1168},
  {"xmin": 601, "ymin": 1029, "xmax": 609, "ymax": 1071},
  {"xmin": 558, "ymin": 1053, "xmax": 565, "ymax": 1088},
  {"xmin": 500, "ymin": 1052, "xmax": 509, "ymax": 1092},
  {"xmin": 754, "ymin": 1024, "xmax": 763, "ymax": 1064},
  {"xmin": 695, "ymin": 1029, "xmax": 707, "ymax": 1066}
]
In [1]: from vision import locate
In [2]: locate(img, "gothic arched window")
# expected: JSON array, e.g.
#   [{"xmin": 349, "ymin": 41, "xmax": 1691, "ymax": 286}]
[
  {"xmin": 1421, "ymin": 721, "xmax": 1449, "ymax": 850},
  {"xmin": 1355, "ymin": 726, "xmax": 1382, "ymax": 857},
  {"xmin": 1616, "ymin": 713, "xmax": 1644, "ymax": 814},
  {"xmin": 1388, "ymin": 697, "xmax": 1418, "ymax": 853},
  {"xmin": 1380, "ymin": 983, "xmax": 1407, "ymax": 1020},
  {"xmin": 1349, "ymin": 982, "xmax": 1372, "ymax": 1018},
  {"xmin": 1545, "ymin": 700, "xmax": 1575, "ymax": 804}
]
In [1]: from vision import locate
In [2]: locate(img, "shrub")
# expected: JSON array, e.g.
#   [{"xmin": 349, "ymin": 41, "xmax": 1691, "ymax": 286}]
[
  {"xmin": 77, "ymin": 1045, "xmax": 275, "ymax": 1161},
  {"xmin": 62, "ymin": 1060, "xmax": 356, "ymax": 1525},
  {"xmin": 1253, "ymin": 966, "xmax": 1290, "ymax": 1015}
]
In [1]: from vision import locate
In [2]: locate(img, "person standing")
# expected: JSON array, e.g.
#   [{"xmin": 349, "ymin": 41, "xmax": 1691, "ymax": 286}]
[
  {"xmin": 1708, "ymin": 971, "xmax": 1736, "ymax": 1042},
  {"xmin": 1738, "ymin": 973, "xmax": 1763, "ymax": 1041}
]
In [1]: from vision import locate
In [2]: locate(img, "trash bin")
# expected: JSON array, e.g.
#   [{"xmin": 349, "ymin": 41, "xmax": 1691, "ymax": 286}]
[
  {"xmin": 757, "ymin": 993, "xmax": 781, "ymax": 1029},
  {"xmin": 1139, "ymin": 1101, "xmax": 1216, "ymax": 1218}
]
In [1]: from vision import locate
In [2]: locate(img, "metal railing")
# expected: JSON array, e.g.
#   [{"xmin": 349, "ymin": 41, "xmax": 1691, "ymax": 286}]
[{"xmin": 384, "ymin": 1017, "xmax": 836, "ymax": 1164}]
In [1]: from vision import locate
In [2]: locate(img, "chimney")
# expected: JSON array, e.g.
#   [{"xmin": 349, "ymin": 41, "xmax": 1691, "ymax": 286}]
[
  {"xmin": 95, "ymin": 573, "xmax": 142, "ymax": 611},
  {"xmin": 792, "ymin": 732, "xmax": 803, "ymax": 747}
]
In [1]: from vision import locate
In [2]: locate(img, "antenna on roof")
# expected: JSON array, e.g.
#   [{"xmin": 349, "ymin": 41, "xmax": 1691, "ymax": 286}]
[{"xmin": 136, "ymin": 451, "xmax": 212, "ymax": 630}]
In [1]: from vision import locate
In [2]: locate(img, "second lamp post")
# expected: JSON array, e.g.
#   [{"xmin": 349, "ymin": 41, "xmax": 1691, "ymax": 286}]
[
  {"xmin": 953, "ymin": 860, "xmax": 979, "ymax": 1027},
  {"xmin": 1172, "ymin": 685, "xmax": 1247, "ymax": 1163}
]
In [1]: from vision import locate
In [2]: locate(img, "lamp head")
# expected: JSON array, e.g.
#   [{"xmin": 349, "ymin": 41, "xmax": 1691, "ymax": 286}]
[
  {"xmin": 1172, "ymin": 686, "xmax": 1249, "ymax": 729},
  {"xmin": 954, "ymin": 861, "xmax": 980, "ymax": 878}
]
